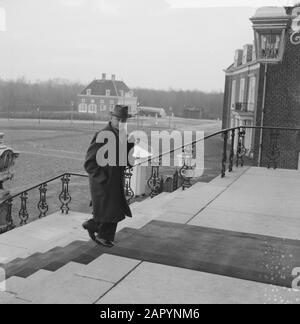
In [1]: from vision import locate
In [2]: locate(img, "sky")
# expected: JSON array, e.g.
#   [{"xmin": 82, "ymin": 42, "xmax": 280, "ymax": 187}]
[{"xmin": 0, "ymin": 0, "xmax": 298, "ymax": 91}]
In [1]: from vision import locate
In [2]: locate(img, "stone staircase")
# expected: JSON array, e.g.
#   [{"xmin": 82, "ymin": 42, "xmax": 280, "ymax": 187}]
[{"xmin": 0, "ymin": 167, "xmax": 250, "ymax": 304}]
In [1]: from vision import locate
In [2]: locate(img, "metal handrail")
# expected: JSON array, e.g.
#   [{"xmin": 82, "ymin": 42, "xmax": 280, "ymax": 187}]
[{"xmin": 0, "ymin": 172, "xmax": 88, "ymax": 207}]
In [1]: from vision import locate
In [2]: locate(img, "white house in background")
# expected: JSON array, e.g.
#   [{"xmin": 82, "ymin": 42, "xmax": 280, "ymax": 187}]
[{"xmin": 77, "ymin": 74, "xmax": 138, "ymax": 116}]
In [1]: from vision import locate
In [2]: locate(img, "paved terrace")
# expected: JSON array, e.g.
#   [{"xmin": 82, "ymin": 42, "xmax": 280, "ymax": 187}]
[{"xmin": 1, "ymin": 167, "xmax": 300, "ymax": 304}]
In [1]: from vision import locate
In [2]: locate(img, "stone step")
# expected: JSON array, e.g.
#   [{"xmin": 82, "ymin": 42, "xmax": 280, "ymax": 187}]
[
  {"xmin": 4, "ymin": 276, "xmax": 27, "ymax": 295},
  {"xmin": 2, "ymin": 227, "xmax": 137, "ymax": 283},
  {"xmin": 27, "ymin": 269, "xmax": 52, "ymax": 282},
  {"xmin": 17, "ymin": 261, "xmax": 113, "ymax": 304},
  {"xmin": 16, "ymin": 254, "xmax": 141, "ymax": 304},
  {"xmin": 0, "ymin": 291, "xmax": 30, "ymax": 304},
  {"xmin": 74, "ymin": 254, "xmax": 141, "ymax": 284},
  {"xmin": 13, "ymin": 263, "xmax": 90, "ymax": 301},
  {"xmin": 3, "ymin": 241, "xmax": 88, "ymax": 279},
  {"xmin": 131, "ymin": 190, "xmax": 184, "ymax": 216}
]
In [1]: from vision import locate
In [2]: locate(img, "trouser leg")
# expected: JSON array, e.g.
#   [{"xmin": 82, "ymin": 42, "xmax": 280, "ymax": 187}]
[{"xmin": 98, "ymin": 223, "xmax": 118, "ymax": 241}]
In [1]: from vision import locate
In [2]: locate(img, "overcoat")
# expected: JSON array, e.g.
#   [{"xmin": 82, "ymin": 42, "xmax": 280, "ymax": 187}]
[{"xmin": 84, "ymin": 122, "xmax": 134, "ymax": 223}]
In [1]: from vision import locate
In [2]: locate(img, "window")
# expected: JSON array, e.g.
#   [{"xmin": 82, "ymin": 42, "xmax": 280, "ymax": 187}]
[
  {"xmin": 88, "ymin": 104, "xmax": 97, "ymax": 113},
  {"xmin": 239, "ymin": 78, "xmax": 245, "ymax": 103},
  {"xmin": 120, "ymin": 90, "xmax": 124, "ymax": 97},
  {"xmin": 79, "ymin": 103, "xmax": 88, "ymax": 113},
  {"xmin": 247, "ymin": 76, "xmax": 256, "ymax": 112},
  {"xmin": 230, "ymin": 80, "xmax": 236, "ymax": 110},
  {"xmin": 109, "ymin": 105, "xmax": 114, "ymax": 112},
  {"xmin": 106, "ymin": 89, "xmax": 110, "ymax": 96},
  {"xmin": 86, "ymin": 89, "xmax": 92, "ymax": 95},
  {"xmin": 260, "ymin": 34, "xmax": 281, "ymax": 60},
  {"xmin": 100, "ymin": 99, "xmax": 105, "ymax": 104}
]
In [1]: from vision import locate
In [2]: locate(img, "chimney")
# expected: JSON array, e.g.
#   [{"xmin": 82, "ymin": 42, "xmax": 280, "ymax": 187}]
[
  {"xmin": 111, "ymin": 74, "xmax": 116, "ymax": 81},
  {"xmin": 242, "ymin": 44, "xmax": 253, "ymax": 64},
  {"xmin": 234, "ymin": 49, "xmax": 243, "ymax": 67},
  {"xmin": 102, "ymin": 73, "xmax": 106, "ymax": 80}
]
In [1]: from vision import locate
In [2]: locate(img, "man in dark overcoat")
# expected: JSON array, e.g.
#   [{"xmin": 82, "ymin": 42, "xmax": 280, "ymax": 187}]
[{"xmin": 83, "ymin": 105, "xmax": 134, "ymax": 247}]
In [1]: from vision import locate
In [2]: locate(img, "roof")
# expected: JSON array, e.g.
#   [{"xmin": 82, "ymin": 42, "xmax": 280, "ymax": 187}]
[
  {"xmin": 253, "ymin": 6, "xmax": 288, "ymax": 18},
  {"xmin": 80, "ymin": 79, "xmax": 131, "ymax": 96},
  {"xmin": 225, "ymin": 60, "xmax": 259, "ymax": 73}
]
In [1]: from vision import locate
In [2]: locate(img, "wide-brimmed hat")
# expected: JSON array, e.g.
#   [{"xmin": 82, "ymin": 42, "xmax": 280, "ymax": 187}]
[{"xmin": 110, "ymin": 105, "xmax": 132, "ymax": 119}]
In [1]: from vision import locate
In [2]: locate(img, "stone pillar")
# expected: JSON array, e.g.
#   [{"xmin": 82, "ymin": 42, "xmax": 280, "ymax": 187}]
[
  {"xmin": 0, "ymin": 133, "xmax": 19, "ymax": 231},
  {"xmin": 131, "ymin": 143, "xmax": 153, "ymax": 197}
]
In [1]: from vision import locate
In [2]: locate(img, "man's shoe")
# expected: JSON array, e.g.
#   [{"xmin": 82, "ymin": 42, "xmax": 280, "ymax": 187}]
[
  {"xmin": 82, "ymin": 221, "xmax": 96, "ymax": 241},
  {"xmin": 95, "ymin": 237, "xmax": 114, "ymax": 248}
]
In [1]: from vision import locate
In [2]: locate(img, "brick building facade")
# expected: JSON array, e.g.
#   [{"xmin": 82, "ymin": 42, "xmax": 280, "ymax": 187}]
[
  {"xmin": 77, "ymin": 74, "xmax": 138, "ymax": 117},
  {"xmin": 223, "ymin": 6, "xmax": 300, "ymax": 169}
]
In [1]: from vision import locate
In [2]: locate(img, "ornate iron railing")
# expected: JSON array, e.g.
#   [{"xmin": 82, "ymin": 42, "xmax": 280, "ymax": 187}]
[
  {"xmin": 0, "ymin": 172, "xmax": 88, "ymax": 234},
  {"xmin": 1, "ymin": 125, "xmax": 300, "ymax": 234}
]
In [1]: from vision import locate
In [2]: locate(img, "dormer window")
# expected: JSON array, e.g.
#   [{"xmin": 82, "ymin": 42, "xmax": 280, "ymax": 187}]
[
  {"xmin": 106, "ymin": 89, "xmax": 110, "ymax": 96},
  {"xmin": 260, "ymin": 34, "xmax": 281, "ymax": 60},
  {"xmin": 86, "ymin": 89, "xmax": 91, "ymax": 95}
]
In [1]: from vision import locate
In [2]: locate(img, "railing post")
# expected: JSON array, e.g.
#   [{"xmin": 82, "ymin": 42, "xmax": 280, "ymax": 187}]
[
  {"xmin": 59, "ymin": 174, "xmax": 72, "ymax": 214},
  {"xmin": 229, "ymin": 129, "xmax": 235, "ymax": 172},
  {"xmin": 236, "ymin": 127, "xmax": 246, "ymax": 167},
  {"xmin": 221, "ymin": 131, "xmax": 229, "ymax": 178},
  {"xmin": 38, "ymin": 183, "xmax": 49, "ymax": 218},
  {"xmin": 19, "ymin": 191, "xmax": 29, "ymax": 226},
  {"xmin": 173, "ymin": 169, "xmax": 179, "ymax": 191},
  {"xmin": 179, "ymin": 145, "xmax": 194, "ymax": 190},
  {"xmin": 266, "ymin": 129, "xmax": 280, "ymax": 169},
  {"xmin": 124, "ymin": 167, "xmax": 134, "ymax": 204},
  {"xmin": 147, "ymin": 157, "xmax": 162, "ymax": 198}
]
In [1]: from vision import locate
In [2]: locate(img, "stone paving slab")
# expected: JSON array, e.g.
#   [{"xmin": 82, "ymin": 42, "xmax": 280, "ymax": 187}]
[
  {"xmin": 0, "ymin": 291, "xmax": 31, "ymax": 304},
  {"xmin": 75, "ymin": 254, "xmax": 141, "ymax": 283},
  {"xmin": 17, "ymin": 264, "xmax": 113, "ymax": 303},
  {"xmin": 28, "ymin": 274, "xmax": 113, "ymax": 304},
  {"xmin": 4, "ymin": 276, "xmax": 27, "ymax": 295},
  {"xmin": 157, "ymin": 211, "xmax": 193, "ymax": 224},
  {"xmin": 162, "ymin": 185, "xmax": 225, "ymax": 216},
  {"xmin": 97, "ymin": 262, "xmax": 300, "ymax": 304},
  {"xmin": 208, "ymin": 169, "xmax": 300, "ymax": 220},
  {"xmin": 208, "ymin": 167, "xmax": 249, "ymax": 187},
  {"xmin": 245, "ymin": 167, "xmax": 300, "ymax": 178},
  {"xmin": 27, "ymin": 269, "xmax": 52, "ymax": 281}
]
